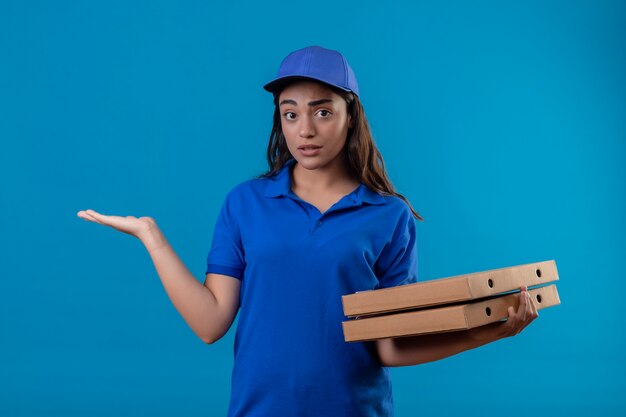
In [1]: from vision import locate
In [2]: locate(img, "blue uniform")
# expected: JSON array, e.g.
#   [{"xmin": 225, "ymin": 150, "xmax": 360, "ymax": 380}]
[{"xmin": 206, "ymin": 158, "xmax": 418, "ymax": 417}]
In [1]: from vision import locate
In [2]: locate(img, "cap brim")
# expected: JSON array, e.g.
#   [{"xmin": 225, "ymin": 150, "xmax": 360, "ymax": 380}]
[{"xmin": 263, "ymin": 75, "xmax": 353, "ymax": 95}]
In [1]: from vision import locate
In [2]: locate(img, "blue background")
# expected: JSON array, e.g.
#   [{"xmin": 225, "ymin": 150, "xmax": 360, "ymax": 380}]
[{"xmin": 1, "ymin": 0, "xmax": 624, "ymax": 416}]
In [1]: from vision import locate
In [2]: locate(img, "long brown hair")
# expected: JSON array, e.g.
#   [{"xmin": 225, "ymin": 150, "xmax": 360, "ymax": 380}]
[{"xmin": 260, "ymin": 81, "xmax": 423, "ymax": 221}]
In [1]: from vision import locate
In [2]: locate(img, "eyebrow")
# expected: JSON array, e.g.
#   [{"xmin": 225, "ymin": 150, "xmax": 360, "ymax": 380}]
[{"xmin": 279, "ymin": 98, "xmax": 334, "ymax": 107}]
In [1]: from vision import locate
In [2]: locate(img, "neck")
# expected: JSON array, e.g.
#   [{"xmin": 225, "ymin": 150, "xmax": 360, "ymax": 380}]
[{"xmin": 291, "ymin": 160, "xmax": 358, "ymax": 194}]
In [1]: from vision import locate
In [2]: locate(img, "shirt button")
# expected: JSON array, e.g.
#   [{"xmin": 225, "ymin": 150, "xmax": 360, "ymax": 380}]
[{"xmin": 317, "ymin": 220, "xmax": 323, "ymax": 226}]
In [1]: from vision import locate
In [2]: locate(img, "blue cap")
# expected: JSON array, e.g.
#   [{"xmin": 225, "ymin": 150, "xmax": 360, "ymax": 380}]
[{"xmin": 263, "ymin": 46, "xmax": 360, "ymax": 97}]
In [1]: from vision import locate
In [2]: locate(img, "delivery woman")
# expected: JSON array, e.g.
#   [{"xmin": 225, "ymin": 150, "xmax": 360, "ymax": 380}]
[{"xmin": 77, "ymin": 45, "xmax": 537, "ymax": 417}]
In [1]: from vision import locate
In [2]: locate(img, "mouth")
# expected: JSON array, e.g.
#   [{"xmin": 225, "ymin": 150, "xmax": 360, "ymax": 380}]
[{"xmin": 297, "ymin": 144, "xmax": 322, "ymax": 157}]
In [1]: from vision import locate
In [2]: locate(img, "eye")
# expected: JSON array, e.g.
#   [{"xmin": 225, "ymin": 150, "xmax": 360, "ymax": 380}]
[
  {"xmin": 317, "ymin": 109, "xmax": 332, "ymax": 118},
  {"xmin": 283, "ymin": 111, "xmax": 296, "ymax": 120}
]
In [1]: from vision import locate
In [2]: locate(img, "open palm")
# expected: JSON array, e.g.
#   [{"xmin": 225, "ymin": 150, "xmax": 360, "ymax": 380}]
[{"xmin": 76, "ymin": 209, "xmax": 156, "ymax": 240}]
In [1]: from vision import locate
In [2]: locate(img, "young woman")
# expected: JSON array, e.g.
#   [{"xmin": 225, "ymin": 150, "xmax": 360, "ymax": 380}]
[{"xmin": 77, "ymin": 45, "xmax": 537, "ymax": 417}]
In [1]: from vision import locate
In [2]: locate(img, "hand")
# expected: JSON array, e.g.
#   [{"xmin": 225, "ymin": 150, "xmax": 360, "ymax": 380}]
[
  {"xmin": 497, "ymin": 285, "xmax": 539, "ymax": 339},
  {"xmin": 76, "ymin": 209, "xmax": 158, "ymax": 241}
]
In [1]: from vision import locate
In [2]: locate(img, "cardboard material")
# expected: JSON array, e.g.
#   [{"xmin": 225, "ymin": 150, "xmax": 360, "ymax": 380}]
[
  {"xmin": 342, "ymin": 284, "xmax": 560, "ymax": 342},
  {"xmin": 342, "ymin": 260, "xmax": 559, "ymax": 318}
]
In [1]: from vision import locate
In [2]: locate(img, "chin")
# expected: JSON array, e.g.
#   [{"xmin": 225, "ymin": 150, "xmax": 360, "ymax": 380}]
[{"xmin": 296, "ymin": 159, "xmax": 327, "ymax": 171}]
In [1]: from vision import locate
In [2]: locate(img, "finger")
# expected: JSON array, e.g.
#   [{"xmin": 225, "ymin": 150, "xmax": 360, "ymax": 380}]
[
  {"xmin": 504, "ymin": 306, "xmax": 520, "ymax": 337},
  {"xmin": 519, "ymin": 293, "xmax": 532, "ymax": 331},
  {"xmin": 520, "ymin": 292, "xmax": 538, "ymax": 330},
  {"xmin": 528, "ymin": 292, "xmax": 539, "ymax": 319},
  {"xmin": 518, "ymin": 288, "xmax": 528, "ymax": 322},
  {"xmin": 77, "ymin": 210, "xmax": 92, "ymax": 219},
  {"xmin": 85, "ymin": 209, "xmax": 123, "ymax": 226},
  {"xmin": 91, "ymin": 211, "xmax": 145, "ymax": 236},
  {"xmin": 81, "ymin": 209, "xmax": 124, "ymax": 229},
  {"xmin": 510, "ymin": 291, "xmax": 529, "ymax": 334},
  {"xmin": 85, "ymin": 209, "xmax": 105, "ymax": 218},
  {"xmin": 77, "ymin": 210, "xmax": 103, "ymax": 224},
  {"xmin": 507, "ymin": 305, "xmax": 515, "ymax": 318}
]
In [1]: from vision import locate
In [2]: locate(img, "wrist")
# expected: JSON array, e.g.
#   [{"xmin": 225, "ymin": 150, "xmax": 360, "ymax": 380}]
[
  {"xmin": 467, "ymin": 322, "xmax": 505, "ymax": 346},
  {"xmin": 139, "ymin": 223, "xmax": 169, "ymax": 253}
]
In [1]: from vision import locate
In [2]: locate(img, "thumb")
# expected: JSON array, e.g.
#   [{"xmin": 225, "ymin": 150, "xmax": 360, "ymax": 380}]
[{"xmin": 507, "ymin": 305, "xmax": 515, "ymax": 318}]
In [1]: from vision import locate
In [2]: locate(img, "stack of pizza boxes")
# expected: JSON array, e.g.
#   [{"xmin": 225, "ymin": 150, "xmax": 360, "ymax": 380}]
[{"xmin": 341, "ymin": 260, "xmax": 560, "ymax": 342}]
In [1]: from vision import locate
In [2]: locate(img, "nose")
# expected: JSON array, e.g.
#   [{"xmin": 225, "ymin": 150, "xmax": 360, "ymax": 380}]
[{"xmin": 298, "ymin": 115, "xmax": 315, "ymax": 138}]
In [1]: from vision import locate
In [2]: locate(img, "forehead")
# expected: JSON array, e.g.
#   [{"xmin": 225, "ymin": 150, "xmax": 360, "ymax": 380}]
[{"xmin": 278, "ymin": 80, "xmax": 342, "ymax": 103}]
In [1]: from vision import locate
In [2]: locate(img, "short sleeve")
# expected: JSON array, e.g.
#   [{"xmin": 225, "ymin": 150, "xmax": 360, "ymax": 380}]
[
  {"xmin": 205, "ymin": 191, "xmax": 246, "ymax": 280},
  {"xmin": 374, "ymin": 204, "xmax": 418, "ymax": 289}
]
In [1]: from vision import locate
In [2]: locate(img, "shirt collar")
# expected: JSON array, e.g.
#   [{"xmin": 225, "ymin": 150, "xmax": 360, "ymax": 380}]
[
  {"xmin": 263, "ymin": 159, "xmax": 295, "ymax": 198},
  {"xmin": 263, "ymin": 159, "xmax": 386, "ymax": 206}
]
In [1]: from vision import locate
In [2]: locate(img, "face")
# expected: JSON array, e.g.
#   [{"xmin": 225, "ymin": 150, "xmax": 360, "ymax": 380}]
[{"xmin": 278, "ymin": 80, "xmax": 352, "ymax": 173}]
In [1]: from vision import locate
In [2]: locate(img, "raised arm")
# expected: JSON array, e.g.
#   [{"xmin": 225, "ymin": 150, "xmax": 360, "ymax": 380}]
[{"xmin": 77, "ymin": 209, "xmax": 240, "ymax": 344}]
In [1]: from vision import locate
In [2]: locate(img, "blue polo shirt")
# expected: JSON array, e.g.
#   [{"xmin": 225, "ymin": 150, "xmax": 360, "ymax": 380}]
[{"xmin": 206, "ymin": 158, "xmax": 418, "ymax": 417}]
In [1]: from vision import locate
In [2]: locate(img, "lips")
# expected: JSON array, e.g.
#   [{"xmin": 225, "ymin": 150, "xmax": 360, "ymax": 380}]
[{"xmin": 298, "ymin": 144, "xmax": 322, "ymax": 157}]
